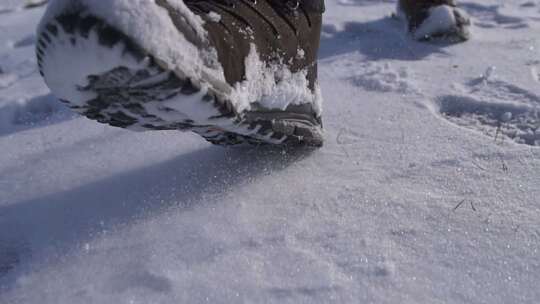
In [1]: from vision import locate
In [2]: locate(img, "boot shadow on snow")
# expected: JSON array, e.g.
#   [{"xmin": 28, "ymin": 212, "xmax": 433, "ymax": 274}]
[
  {"xmin": 319, "ymin": 16, "xmax": 453, "ymax": 61},
  {"xmin": 0, "ymin": 144, "xmax": 315, "ymax": 288}
]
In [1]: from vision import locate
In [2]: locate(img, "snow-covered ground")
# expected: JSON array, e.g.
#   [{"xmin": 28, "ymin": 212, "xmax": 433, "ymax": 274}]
[{"xmin": 1, "ymin": 1, "xmax": 540, "ymax": 303}]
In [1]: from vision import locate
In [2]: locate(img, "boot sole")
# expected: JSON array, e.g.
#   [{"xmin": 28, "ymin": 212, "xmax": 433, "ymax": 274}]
[{"xmin": 37, "ymin": 12, "xmax": 323, "ymax": 147}]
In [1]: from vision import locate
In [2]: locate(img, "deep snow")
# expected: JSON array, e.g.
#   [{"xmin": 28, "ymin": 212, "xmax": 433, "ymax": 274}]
[{"xmin": 1, "ymin": 1, "xmax": 539, "ymax": 303}]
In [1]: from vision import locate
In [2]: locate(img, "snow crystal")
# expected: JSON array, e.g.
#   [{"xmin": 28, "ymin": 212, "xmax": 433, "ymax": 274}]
[{"xmin": 207, "ymin": 11, "xmax": 221, "ymax": 23}]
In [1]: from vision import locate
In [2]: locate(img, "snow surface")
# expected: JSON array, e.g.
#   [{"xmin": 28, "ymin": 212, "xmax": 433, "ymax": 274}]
[{"xmin": 1, "ymin": 0, "xmax": 540, "ymax": 303}]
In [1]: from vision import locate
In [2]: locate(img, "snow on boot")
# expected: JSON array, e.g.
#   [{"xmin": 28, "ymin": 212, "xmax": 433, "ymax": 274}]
[
  {"xmin": 397, "ymin": 0, "xmax": 471, "ymax": 42},
  {"xmin": 36, "ymin": 0, "xmax": 324, "ymax": 146}
]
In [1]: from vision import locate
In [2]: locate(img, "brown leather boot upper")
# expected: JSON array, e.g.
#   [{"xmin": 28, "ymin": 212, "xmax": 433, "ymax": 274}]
[{"xmin": 160, "ymin": 0, "xmax": 324, "ymax": 93}]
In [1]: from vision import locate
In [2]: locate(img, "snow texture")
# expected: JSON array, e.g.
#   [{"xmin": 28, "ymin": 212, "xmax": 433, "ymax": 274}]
[{"xmin": 1, "ymin": 1, "xmax": 540, "ymax": 303}]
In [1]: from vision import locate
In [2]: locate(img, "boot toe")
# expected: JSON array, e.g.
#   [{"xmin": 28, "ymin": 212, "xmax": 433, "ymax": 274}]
[{"xmin": 411, "ymin": 5, "xmax": 471, "ymax": 43}]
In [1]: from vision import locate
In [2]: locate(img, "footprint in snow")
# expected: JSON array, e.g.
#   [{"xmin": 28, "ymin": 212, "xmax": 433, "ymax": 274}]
[
  {"xmin": 329, "ymin": 55, "xmax": 417, "ymax": 94},
  {"xmin": 105, "ymin": 265, "xmax": 173, "ymax": 294},
  {"xmin": 0, "ymin": 72, "xmax": 18, "ymax": 89},
  {"xmin": 0, "ymin": 238, "xmax": 30, "ymax": 278},
  {"xmin": 13, "ymin": 34, "xmax": 36, "ymax": 48},
  {"xmin": 24, "ymin": 0, "xmax": 48, "ymax": 9},
  {"xmin": 348, "ymin": 62, "xmax": 415, "ymax": 94},
  {"xmin": 460, "ymin": 2, "xmax": 535, "ymax": 29},
  {"xmin": 435, "ymin": 76, "xmax": 540, "ymax": 146},
  {"xmin": 0, "ymin": 94, "xmax": 72, "ymax": 136},
  {"xmin": 0, "ymin": 246, "xmax": 20, "ymax": 277}
]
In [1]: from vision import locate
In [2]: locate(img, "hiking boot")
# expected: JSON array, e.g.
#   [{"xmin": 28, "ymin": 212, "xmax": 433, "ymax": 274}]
[
  {"xmin": 36, "ymin": 0, "xmax": 325, "ymax": 146},
  {"xmin": 397, "ymin": 0, "xmax": 471, "ymax": 42}
]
